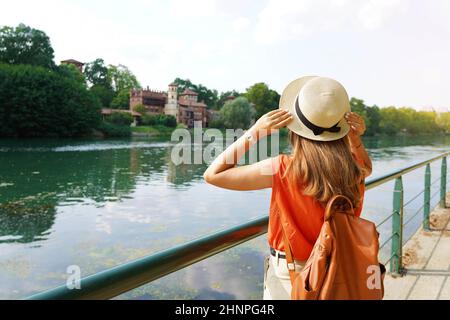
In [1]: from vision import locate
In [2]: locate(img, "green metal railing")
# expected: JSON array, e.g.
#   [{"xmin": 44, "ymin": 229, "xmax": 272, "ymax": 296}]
[{"xmin": 26, "ymin": 151, "xmax": 449, "ymax": 300}]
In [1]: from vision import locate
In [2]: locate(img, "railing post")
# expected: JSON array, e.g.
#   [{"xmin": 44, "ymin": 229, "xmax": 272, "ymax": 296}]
[
  {"xmin": 390, "ymin": 177, "xmax": 404, "ymax": 275},
  {"xmin": 440, "ymin": 157, "xmax": 447, "ymax": 208},
  {"xmin": 423, "ymin": 164, "xmax": 431, "ymax": 230}
]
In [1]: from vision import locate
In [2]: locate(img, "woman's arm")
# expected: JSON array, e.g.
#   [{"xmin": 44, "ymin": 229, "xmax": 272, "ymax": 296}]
[
  {"xmin": 345, "ymin": 112, "xmax": 372, "ymax": 177},
  {"xmin": 203, "ymin": 109, "xmax": 293, "ymax": 191}
]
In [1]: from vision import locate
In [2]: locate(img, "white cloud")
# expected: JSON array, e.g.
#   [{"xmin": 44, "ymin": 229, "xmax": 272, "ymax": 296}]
[
  {"xmin": 357, "ymin": 0, "xmax": 405, "ymax": 30},
  {"xmin": 424, "ymin": 0, "xmax": 450, "ymax": 34},
  {"xmin": 254, "ymin": 0, "xmax": 409, "ymax": 44},
  {"xmin": 232, "ymin": 17, "xmax": 251, "ymax": 32},
  {"xmin": 169, "ymin": 0, "xmax": 218, "ymax": 18}
]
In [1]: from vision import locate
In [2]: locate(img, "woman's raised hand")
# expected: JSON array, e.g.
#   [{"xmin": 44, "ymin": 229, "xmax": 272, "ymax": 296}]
[
  {"xmin": 345, "ymin": 112, "xmax": 366, "ymax": 140},
  {"xmin": 251, "ymin": 109, "xmax": 294, "ymax": 137}
]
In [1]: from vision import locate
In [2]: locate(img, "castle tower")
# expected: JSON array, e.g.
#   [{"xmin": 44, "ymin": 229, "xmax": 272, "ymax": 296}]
[{"xmin": 165, "ymin": 82, "xmax": 179, "ymax": 118}]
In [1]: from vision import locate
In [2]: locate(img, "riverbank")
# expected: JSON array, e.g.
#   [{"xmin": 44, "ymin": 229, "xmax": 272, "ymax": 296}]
[
  {"xmin": 131, "ymin": 125, "xmax": 181, "ymax": 137},
  {"xmin": 383, "ymin": 192, "xmax": 450, "ymax": 300}
]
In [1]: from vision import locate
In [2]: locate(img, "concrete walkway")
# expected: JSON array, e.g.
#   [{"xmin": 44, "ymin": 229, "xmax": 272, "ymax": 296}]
[{"xmin": 384, "ymin": 192, "xmax": 450, "ymax": 300}]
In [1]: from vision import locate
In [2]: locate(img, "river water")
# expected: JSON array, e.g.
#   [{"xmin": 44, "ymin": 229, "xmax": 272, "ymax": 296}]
[{"xmin": 0, "ymin": 134, "xmax": 448, "ymax": 299}]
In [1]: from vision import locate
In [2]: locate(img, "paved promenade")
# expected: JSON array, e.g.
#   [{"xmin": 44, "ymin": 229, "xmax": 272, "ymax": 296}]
[{"xmin": 384, "ymin": 192, "xmax": 450, "ymax": 300}]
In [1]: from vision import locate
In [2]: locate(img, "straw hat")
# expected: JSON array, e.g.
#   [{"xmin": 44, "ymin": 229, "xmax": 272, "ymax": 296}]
[{"xmin": 280, "ymin": 76, "xmax": 351, "ymax": 141}]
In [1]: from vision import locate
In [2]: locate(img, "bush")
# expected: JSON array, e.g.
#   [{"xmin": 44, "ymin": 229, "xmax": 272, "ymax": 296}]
[
  {"xmin": 159, "ymin": 114, "xmax": 177, "ymax": 127},
  {"xmin": 111, "ymin": 89, "xmax": 130, "ymax": 109},
  {"xmin": 220, "ymin": 97, "xmax": 255, "ymax": 129},
  {"xmin": 106, "ymin": 112, "xmax": 134, "ymax": 126},
  {"xmin": 98, "ymin": 121, "xmax": 131, "ymax": 137},
  {"xmin": 140, "ymin": 114, "xmax": 176, "ymax": 127},
  {"xmin": 209, "ymin": 118, "xmax": 224, "ymax": 129},
  {"xmin": 0, "ymin": 63, "xmax": 101, "ymax": 137},
  {"xmin": 141, "ymin": 114, "xmax": 157, "ymax": 126},
  {"xmin": 133, "ymin": 104, "xmax": 147, "ymax": 114}
]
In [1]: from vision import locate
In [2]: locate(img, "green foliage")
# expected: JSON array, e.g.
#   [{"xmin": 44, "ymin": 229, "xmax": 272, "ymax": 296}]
[
  {"xmin": 111, "ymin": 89, "xmax": 130, "ymax": 109},
  {"xmin": 107, "ymin": 64, "xmax": 140, "ymax": 92},
  {"xmin": 382, "ymin": 108, "xmax": 440, "ymax": 134},
  {"xmin": 350, "ymin": 98, "xmax": 444, "ymax": 136},
  {"xmin": 436, "ymin": 112, "xmax": 450, "ymax": 132},
  {"xmin": 365, "ymin": 105, "xmax": 381, "ymax": 136},
  {"xmin": 90, "ymin": 84, "xmax": 115, "ymax": 107},
  {"xmin": 56, "ymin": 63, "xmax": 86, "ymax": 87},
  {"xmin": 133, "ymin": 104, "xmax": 148, "ymax": 114},
  {"xmin": 161, "ymin": 115, "xmax": 177, "ymax": 128},
  {"xmin": 85, "ymin": 60, "xmax": 139, "ymax": 109},
  {"xmin": 209, "ymin": 118, "xmax": 224, "ymax": 129},
  {"xmin": 217, "ymin": 90, "xmax": 241, "ymax": 110},
  {"xmin": 98, "ymin": 121, "xmax": 131, "ymax": 137},
  {"xmin": 0, "ymin": 63, "xmax": 101, "ymax": 137},
  {"xmin": 105, "ymin": 112, "xmax": 134, "ymax": 126},
  {"xmin": 173, "ymin": 78, "xmax": 219, "ymax": 108},
  {"xmin": 244, "ymin": 83, "xmax": 280, "ymax": 118},
  {"xmin": 84, "ymin": 58, "xmax": 115, "ymax": 107},
  {"xmin": 0, "ymin": 24, "xmax": 55, "ymax": 69},
  {"xmin": 141, "ymin": 114, "xmax": 177, "ymax": 127},
  {"xmin": 220, "ymin": 97, "xmax": 255, "ymax": 129},
  {"xmin": 84, "ymin": 58, "xmax": 109, "ymax": 87}
]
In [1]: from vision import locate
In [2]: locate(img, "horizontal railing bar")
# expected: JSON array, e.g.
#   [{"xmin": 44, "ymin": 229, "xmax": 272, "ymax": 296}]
[
  {"xmin": 403, "ymin": 203, "xmax": 426, "ymax": 227},
  {"xmin": 402, "ymin": 215, "xmax": 429, "ymax": 246},
  {"xmin": 25, "ymin": 151, "xmax": 449, "ymax": 300},
  {"xmin": 364, "ymin": 152, "xmax": 449, "ymax": 191},
  {"xmin": 403, "ymin": 189, "xmax": 425, "ymax": 207},
  {"xmin": 430, "ymin": 189, "xmax": 441, "ymax": 200},
  {"xmin": 379, "ymin": 232, "xmax": 396, "ymax": 250},
  {"xmin": 384, "ymin": 252, "xmax": 397, "ymax": 266},
  {"xmin": 27, "ymin": 216, "xmax": 269, "ymax": 300},
  {"xmin": 431, "ymin": 176, "xmax": 441, "ymax": 186},
  {"xmin": 376, "ymin": 212, "xmax": 395, "ymax": 228}
]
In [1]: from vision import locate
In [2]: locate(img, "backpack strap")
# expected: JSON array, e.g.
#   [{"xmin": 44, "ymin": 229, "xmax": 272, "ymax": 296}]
[
  {"xmin": 277, "ymin": 195, "xmax": 354, "ymax": 284},
  {"xmin": 276, "ymin": 212, "xmax": 298, "ymax": 284},
  {"xmin": 324, "ymin": 195, "xmax": 354, "ymax": 221}
]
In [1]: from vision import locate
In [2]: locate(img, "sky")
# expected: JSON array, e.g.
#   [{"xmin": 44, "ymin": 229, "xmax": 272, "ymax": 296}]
[{"xmin": 1, "ymin": 0, "xmax": 450, "ymax": 111}]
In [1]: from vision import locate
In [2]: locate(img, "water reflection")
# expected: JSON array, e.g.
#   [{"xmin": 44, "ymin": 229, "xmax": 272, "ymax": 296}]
[{"xmin": 0, "ymin": 134, "xmax": 449, "ymax": 299}]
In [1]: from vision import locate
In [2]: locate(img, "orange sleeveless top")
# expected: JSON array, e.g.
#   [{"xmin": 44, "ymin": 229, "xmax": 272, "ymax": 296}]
[{"xmin": 268, "ymin": 154, "xmax": 365, "ymax": 261}]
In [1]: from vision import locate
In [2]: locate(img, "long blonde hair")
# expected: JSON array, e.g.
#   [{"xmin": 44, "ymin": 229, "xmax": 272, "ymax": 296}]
[{"xmin": 285, "ymin": 131, "xmax": 364, "ymax": 209}]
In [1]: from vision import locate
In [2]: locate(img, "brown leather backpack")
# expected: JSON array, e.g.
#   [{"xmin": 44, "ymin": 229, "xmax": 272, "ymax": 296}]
[{"xmin": 280, "ymin": 195, "xmax": 386, "ymax": 300}]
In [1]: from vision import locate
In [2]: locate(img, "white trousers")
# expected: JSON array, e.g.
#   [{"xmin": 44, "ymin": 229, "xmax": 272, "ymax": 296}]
[{"xmin": 262, "ymin": 252, "xmax": 305, "ymax": 300}]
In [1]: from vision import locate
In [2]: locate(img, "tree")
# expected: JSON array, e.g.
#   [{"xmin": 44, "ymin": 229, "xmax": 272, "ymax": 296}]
[
  {"xmin": 173, "ymin": 78, "xmax": 195, "ymax": 95},
  {"xmin": 196, "ymin": 83, "xmax": 219, "ymax": 108},
  {"xmin": 350, "ymin": 98, "xmax": 372, "ymax": 134},
  {"xmin": 57, "ymin": 63, "xmax": 86, "ymax": 87},
  {"xmin": 111, "ymin": 89, "xmax": 131, "ymax": 109},
  {"xmin": 220, "ymin": 97, "xmax": 255, "ymax": 129},
  {"xmin": 379, "ymin": 107, "xmax": 404, "ymax": 135},
  {"xmin": 84, "ymin": 58, "xmax": 110, "ymax": 87},
  {"xmin": 90, "ymin": 84, "xmax": 115, "ymax": 107},
  {"xmin": 141, "ymin": 114, "xmax": 177, "ymax": 127},
  {"xmin": 245, "ymin": 83, "xmax": 280, "ymax": 118},
  {"xmin": 436, "ymin": 112, "xmax": 450, "ymax": 133},
  {"xmin": 107, "ymin": 64, "xmax": 140, "ymax": 92},
  {"xmin": 365, "ymin": 105, "xmax": 381, "ymax": 136},
  {"xmin": 173, "ymin": 78, "xmax": 219, "ymax": 108},
  {"xmin": 84, "ymin": 59, "xmax": 115, "ymax": 107},
  {"xmin": 106, "ymin": 112, "xmax": 134, "ymax": 126},
  {"xmin": 0, "ymin": 63, "xmax": 101, "ymax": 137},
  {"xmin": 217, "ymin": 90, "xmax": 241, "ymax": 109},
  {"xmin": 133, "ymin": 104, "xmax": 148, "ymax": 114},
  {"xmin": 0, "ymin": 24, "xmax": 55, "ymax": 69},
  {"xmin": 108, "ymin": 64, "xmax": 140, "ymax": 109}
]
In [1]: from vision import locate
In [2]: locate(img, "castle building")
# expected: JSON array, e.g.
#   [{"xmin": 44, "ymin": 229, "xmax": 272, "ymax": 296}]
[
  {"xmin": 130, "ymin": 83, "xmax": 208, "ymax": 128},
  {"xmin": 60, "ymin": 59, "xmax": 85, "ymax": 72}
]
